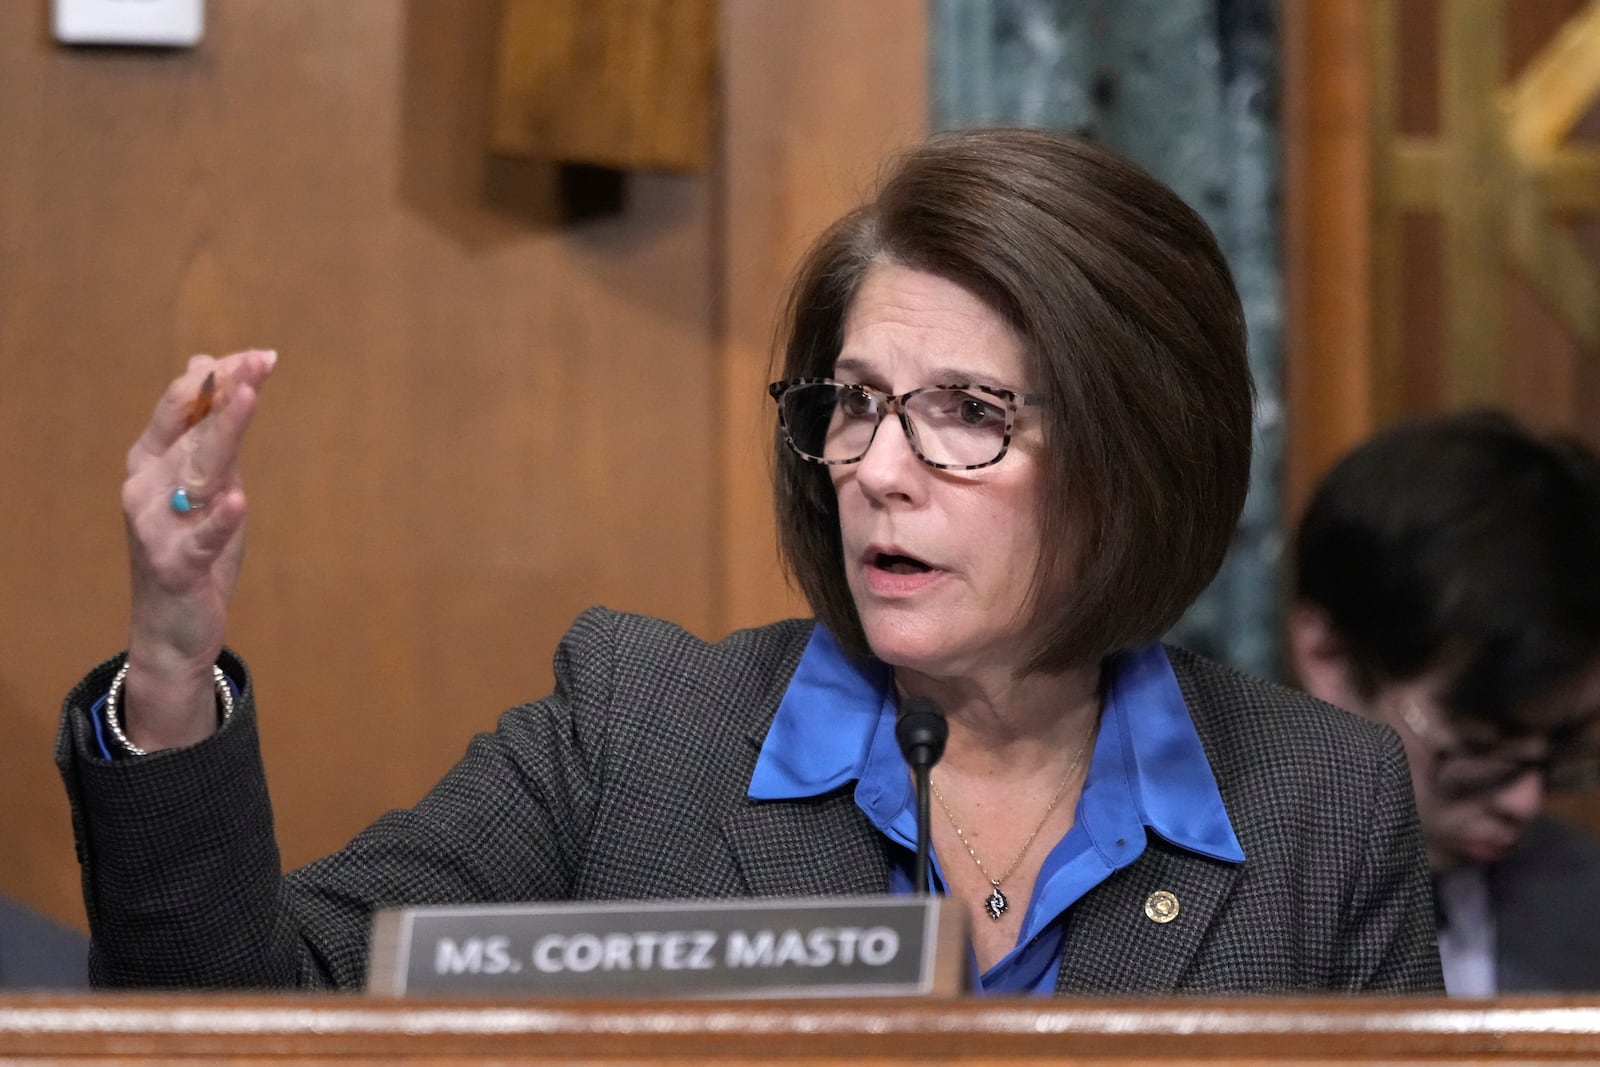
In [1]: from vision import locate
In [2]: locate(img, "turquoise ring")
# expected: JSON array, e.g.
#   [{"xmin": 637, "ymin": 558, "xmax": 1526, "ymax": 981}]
[{"xmin": 170, "ymin": 487, "xmax": 200, "ymax": 514}]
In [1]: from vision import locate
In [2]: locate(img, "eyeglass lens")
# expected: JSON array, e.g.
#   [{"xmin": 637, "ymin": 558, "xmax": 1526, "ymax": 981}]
[
  {"xmin": 1433, "ymin": 740, "xmax": 1600, "ymax": 800},
  {"xmin": 779, "ymin": 382, "xmax": 1013, "ymax": 468}
]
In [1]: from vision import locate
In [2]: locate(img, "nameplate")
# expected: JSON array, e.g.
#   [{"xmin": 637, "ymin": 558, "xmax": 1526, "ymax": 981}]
[{"xmin": 367, "ymin": 895, "xmax": 966, "ymax": 998}]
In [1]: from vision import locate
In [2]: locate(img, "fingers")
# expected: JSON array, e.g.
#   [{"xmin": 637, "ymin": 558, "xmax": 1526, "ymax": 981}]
[
  {"xmin": 173, "ymin": 376, "xmax": 262, "ymax": 498},
  {"xmin": 126, "ymin": 350, "xmax": 276, "ymax": 510},
  {"xmin": 180, "ymin": 486, "xmax": 248, "ymax": 559},
  {"xmin": 130, "ymin": 349, "xmax": 278, "ymax": 469}
]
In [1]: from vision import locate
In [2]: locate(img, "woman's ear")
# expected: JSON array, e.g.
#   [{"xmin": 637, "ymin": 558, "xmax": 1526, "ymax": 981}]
[{"xmin": 1286, "ymin": 601, "xmax": 1374, "ymax": 717}]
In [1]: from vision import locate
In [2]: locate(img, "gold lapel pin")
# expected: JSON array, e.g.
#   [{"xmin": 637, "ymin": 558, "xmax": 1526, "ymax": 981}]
[{"xmin": 1144, "ymin": 890, "xmax": 1180, "ymax": 923}]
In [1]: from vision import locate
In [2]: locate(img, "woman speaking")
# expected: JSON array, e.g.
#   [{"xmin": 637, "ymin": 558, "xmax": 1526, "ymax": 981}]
[{"xmin": 58, "ymin": 128, "xmax": 1441, "ymax": 994}]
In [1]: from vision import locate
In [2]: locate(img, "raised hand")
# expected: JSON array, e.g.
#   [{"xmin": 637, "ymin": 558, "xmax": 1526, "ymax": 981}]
[{"xmin": 118, "ymin": 349, "xmax": 277, "ymax": 752}]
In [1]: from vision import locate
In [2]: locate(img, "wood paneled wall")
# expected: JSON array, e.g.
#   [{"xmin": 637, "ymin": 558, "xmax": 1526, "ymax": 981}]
[
  {"xmin": 0, "ymin": 0, "xmax": 925, "ymax": 928},
  {"xmin": 1284, "ymin": 0, "xmax": 1600, "ymax": 517},
  {"xmin": 1282, "ymin": 1, "xmax": 1378, "ymax": 520}
]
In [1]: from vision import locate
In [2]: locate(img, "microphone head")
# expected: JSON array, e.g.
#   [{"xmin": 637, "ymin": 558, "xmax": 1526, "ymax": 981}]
[{"xmin": 895, "ymin": 697, "xmax": 948, "ymax": 770}]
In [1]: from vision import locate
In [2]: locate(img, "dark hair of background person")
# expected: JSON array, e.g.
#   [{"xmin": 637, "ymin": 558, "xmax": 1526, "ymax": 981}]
[
  {"xmin": 1294, "ymin": 410, "xmax": 1600, "ymax": 727},
  {"xmin": 771, "ymin": 126, "xmax": 1256, "ymax": 673}
]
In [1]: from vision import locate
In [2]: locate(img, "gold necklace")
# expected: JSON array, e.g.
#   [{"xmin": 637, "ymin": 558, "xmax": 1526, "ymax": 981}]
[{"xmin": 930, "ymin": 722, "xmax": 1096, "ymax": 921}]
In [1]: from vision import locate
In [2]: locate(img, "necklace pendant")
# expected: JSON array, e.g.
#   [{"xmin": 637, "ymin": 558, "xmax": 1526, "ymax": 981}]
[{"xmin": 984, "ymin": 883, "xmax": 1008, "ymax": 921}]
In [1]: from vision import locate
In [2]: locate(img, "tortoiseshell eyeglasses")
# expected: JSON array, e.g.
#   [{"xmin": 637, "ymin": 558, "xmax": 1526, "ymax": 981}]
[{"xmin": 768, "ymin": 378, "xmax": 1042, "ymax": 471}]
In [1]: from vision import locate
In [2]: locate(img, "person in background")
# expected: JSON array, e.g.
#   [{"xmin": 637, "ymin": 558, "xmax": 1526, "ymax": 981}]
[
  {"xmin": 0, "ymin": 896, "xmax": 86, "ymax": 989},
  {"xmin": 1291, "ymin": 410, "xmax": 1600, "ymax": 995},
  {"xmin": 59, "ymin": 128, "xmax": 1440, "ymax": 994}
]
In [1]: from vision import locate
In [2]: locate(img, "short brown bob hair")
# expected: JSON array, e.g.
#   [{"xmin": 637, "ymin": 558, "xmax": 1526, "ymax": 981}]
[{"xmin": 772, "ymin": 127, "xmax": 1254, "ymax": 672}]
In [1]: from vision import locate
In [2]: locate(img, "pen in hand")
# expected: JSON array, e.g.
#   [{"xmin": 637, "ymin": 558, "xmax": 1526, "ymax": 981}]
[{"xmin": 183, "ymin": 371, "xmax": 217, "ymax": 431}]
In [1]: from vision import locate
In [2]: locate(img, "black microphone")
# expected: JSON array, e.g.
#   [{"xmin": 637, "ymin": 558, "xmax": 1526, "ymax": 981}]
[{"xmin": 895, "ymin": 697, "xmax": 948, "ymax": 896}]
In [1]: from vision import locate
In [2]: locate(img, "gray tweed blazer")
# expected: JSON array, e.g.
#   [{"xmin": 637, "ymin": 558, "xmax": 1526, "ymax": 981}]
[{"xmin": 57, "ymin": 608, "xmax": 1442, "ymax": 993}]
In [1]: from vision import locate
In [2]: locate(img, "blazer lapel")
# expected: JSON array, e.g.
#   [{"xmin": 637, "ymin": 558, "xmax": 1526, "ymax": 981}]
[
  {"xmin": 1057, "ymin": 837, "xmax": 1242, "ymax": 994},
  {"xmin": 721, "ymin": 789, "xmax": 891, "ymax": 899},
  {"xmin": 721, "ymin": 689, "xmax": 892, "ymax": 900}
]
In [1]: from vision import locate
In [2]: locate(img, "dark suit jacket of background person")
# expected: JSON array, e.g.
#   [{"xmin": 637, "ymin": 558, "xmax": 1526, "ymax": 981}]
[
  {"xmin": 1490, "ymin": 817, "xmax": 1600, "ymax": 992},
  {"xmin": 0, "ymin": 897, "xmax": 87, "ymax": 989},
  {"xmin": 56, "ymin": 608, "xmax": 1444, "ymax": 994}
]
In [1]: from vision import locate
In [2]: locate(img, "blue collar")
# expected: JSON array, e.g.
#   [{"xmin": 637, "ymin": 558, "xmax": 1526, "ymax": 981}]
[{"xmin": 748, "ymin": 625, "xmax": 1244, "ymax": 865}]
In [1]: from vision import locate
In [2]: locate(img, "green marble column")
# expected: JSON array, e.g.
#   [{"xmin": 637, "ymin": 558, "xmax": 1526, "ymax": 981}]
[{"xmin": 932, "ymin": 0, "xmax": 1284, "ymax": 680}]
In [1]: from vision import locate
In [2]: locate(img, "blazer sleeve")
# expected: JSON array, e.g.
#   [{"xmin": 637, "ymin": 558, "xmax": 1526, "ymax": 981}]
[
  {"xmin": 1332, "ymin": 729, "xmax": 1444, "ymax": 991},
  {"xmin": 56, "ymin": 610, "xmax": 625, "ymax": 990}
]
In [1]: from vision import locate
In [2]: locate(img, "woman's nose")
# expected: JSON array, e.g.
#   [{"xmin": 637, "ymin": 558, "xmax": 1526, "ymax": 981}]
[{"xmin": 853, "ymin": 413, "xmax": 924, "ymax": 499}]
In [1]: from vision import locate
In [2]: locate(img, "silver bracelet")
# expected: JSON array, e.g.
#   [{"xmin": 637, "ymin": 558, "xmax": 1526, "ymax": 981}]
[{"xmin": 104, "ymin": 662, "xmax": 235, "ymax": 757}]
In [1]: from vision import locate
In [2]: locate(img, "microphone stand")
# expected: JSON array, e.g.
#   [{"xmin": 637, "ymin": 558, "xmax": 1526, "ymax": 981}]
[
  {"xmin": 895, "ymin": 698, "xmax": 948, "ymax": 896},
  {"xmin": 914, "ymin": 759, "xmax": 935, "ymax": 896}
]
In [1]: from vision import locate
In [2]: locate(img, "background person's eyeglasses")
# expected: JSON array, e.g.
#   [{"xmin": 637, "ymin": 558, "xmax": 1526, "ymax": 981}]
[
  {"xmin": 1397, "ymin": 700, "xmax": 1600, "ymax": 801},
  {"xmin": 768, "ymin": 378, "xmax": 1042, "ymax": 471}
]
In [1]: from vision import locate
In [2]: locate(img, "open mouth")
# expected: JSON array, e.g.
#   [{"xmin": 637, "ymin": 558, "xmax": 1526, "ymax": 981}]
[{"xmin": 872, "ymin": 551, "xmax": 933, "ymax": 575}]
